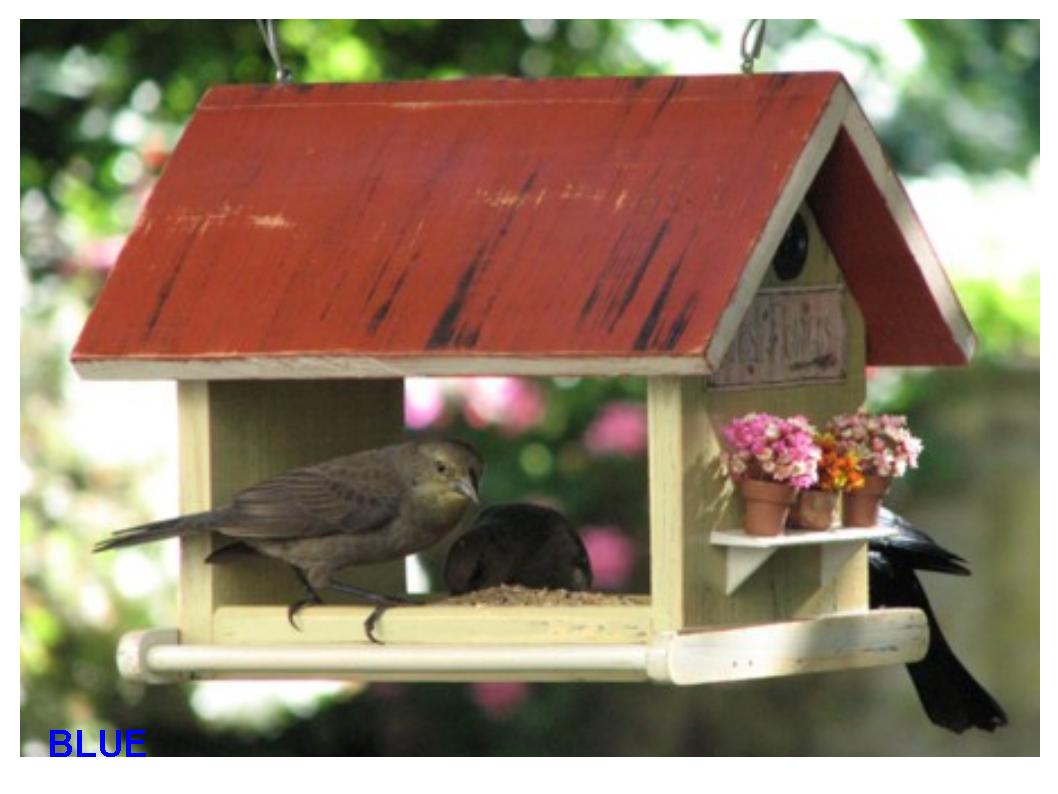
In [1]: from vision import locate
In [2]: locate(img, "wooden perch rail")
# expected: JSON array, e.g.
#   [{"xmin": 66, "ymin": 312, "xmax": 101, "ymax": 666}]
[{"xmin": 117, "ymin": 608, "xmax": 928, "ymax": 683}]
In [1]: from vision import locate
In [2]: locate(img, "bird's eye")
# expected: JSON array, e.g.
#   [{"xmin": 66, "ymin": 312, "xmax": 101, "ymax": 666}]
[{"xmin": 435, "ymin": 461, "xmax": 448, "ymax": 475}]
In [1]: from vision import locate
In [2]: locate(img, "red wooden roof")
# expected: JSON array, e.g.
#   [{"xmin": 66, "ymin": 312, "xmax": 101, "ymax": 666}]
[{"xmin": 73, "ymin": 73, "xmax": 973, "ymax": 379}]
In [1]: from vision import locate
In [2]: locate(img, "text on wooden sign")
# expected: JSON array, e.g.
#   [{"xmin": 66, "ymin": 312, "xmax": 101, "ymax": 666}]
[{"xmin": 707, "ymin": 286, "xmax": 847, "ymax": 389}]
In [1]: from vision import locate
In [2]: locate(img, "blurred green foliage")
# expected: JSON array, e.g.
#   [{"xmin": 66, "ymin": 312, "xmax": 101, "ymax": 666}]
[
  {"xmin": 891, "ymin": 20, "xmax": 1040, "ymax": 176},
  {"xmin": 21, "ymin": 20, "xmax": 1038, "ymax": 756},
  {"xmin": 954, "ymin": 274, "xmax": 1040, "ymax": 360}
]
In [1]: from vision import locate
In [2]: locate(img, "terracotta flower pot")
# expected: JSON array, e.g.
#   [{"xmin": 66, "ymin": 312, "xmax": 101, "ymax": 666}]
[
  {"xmin": 842, "ymin": 475, "xmax": 892, "ymax": 527},
  {"xmin": 738, "ymin": 479, "xmax": 796, "ymax": 537},
  {"xmin": 789, "ymin": 489, "xmax": 838, "ymax": 530}
]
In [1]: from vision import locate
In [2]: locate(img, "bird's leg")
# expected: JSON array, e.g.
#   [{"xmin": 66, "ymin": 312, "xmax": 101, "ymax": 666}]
[
  {"xmin": 326, "ymin": 581, "xmax": 422, "ymax": 645},
  {"xmin": 363, "ymin": 604, "xmax": 395, "ymax": 646},
  {"xmin": 326, "ymin": 580, "xmax": 417, "ymax": 604},
  {"xmin": 287, "ymin": 567, "xmax": 324, "ymax": 631},
  {"xmin": 362, "ymin": 600, "xmax": 426, "ymax": 646}
]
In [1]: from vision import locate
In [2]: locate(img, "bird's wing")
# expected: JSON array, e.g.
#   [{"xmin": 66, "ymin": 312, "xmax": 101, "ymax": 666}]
[
  {"xmin": 444, "ymin": 532, "xmax": 489, "ymax": 595},
  {"xmin": 873, "ymin": 508, "xmax": 971, "ymax": 576},
  {"xmin": 223, "ymin": 455, "xmax": 403, "ymax": 541},
  {"xmin": 569, "ymin": 530, "xmax": 594, "ymax": 589}
]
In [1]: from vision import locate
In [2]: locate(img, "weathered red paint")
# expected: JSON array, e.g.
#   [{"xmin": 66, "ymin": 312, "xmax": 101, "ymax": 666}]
[
  {"xmin": 808, "ymin": 129, "xmax": 967, "ymax": 365},
  {"xmin": 72, "ymin": 73, "xmax": 968, "ymax": 372}
]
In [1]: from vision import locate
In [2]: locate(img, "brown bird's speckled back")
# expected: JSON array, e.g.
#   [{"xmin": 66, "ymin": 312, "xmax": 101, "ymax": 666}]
[{"xmin": 95, "ymin": 439, "xmax": 484, "ymax": 606}]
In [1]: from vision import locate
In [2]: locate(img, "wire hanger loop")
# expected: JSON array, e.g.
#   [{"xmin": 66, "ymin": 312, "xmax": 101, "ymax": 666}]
[
  {"xmin": 256, "ymin": 19, "xmax": 293, "ymax": 84},
  {"xmin": 740, "ymin": 19, "xmax": 767, "ymax": 74}
]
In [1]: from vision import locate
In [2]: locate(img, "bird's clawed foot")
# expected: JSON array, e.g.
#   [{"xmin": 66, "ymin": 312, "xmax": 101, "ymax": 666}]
[
  {"xmin": 288, "ymin": 567, "xmax": 324, "ymax": 631},
  {"xmin": 287, "ymin": 572, "xmax": 421, "ymax": 642},
  {"xmin": 363, "ymin": 596, "xmax": 422, "ymax": 645},
  {"xmin": 325, "ymin": 582, "xmax": 420, "ymax": 644},
  {"xmin": 287, "ymin": 593, "xmax": 322, "ymax": 631}
]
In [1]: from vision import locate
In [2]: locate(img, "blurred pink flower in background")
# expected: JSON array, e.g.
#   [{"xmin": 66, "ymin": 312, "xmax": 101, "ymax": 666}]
[
  {"xmin": 404, "ymin": 377, "xmax": 545, "ymax": 434},
  {"xmin": 580, "ymin": 525, "xmax": 637, "ymax": 590},
  {"xmin": 470, "ymin": 682, "xmax": 530, "ymax": 720},
  {"xmin": 460, "ymin": 377, "xmax": 544, "ymax": 435},
  {"xmin": 370, "ymin": 683, "xmax": 409, "ymax": 701},
  {"xmin": 74, "ymin": 236, "xmax": 126, "ymax": 272},
  {"xmin": 140, "ymin": 133, "xmax": 170, "ymax": 171},
  {"xmin": 404, "ymin": 378, "xmax": 446, "ymax": 429},
  {"xmin": 583, "ymin": 401, "xmax": 647, "ymax": 456}
]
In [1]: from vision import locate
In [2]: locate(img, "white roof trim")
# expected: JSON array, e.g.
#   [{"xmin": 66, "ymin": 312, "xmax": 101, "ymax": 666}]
[
  {"xmin": 73, "ymin": 354, "xmax": 711, "ymax": 381},
  {"xmin": 704, "ymin": 82, "xmax": 851, "ymax": 371},
  {"xmin": 704, "ymin": 82, "xmax": 975, "ymax": 371}
]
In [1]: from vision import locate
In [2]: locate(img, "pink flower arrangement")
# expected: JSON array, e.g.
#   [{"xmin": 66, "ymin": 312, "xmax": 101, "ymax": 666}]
[
  {"xmin": 825, "ymin": 410, "xmax": 923, "ymax": 478},
  {"xmin": 720, "ymin": 412, "xmax": 821, "ymax": 490}
]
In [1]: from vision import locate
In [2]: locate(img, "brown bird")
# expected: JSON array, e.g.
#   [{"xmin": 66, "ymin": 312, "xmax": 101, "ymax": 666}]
[
  {"xmin": 444, "ymin": 503, "xmax": 592, "ymax": 595},
  {"xmin": 94, "ymin": 439, "xmax": 484, "ymax": 641}
]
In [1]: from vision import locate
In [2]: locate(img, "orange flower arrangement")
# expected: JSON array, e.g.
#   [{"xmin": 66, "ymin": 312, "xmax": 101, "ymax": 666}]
[{"xmin": 814, "ymin": 433, "xmax": 866, "ymax": 493}]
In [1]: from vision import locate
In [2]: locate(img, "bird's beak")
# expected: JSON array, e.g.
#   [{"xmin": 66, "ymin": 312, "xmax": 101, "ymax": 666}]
[{"xmin": 452, "ymin": 477, "xmax": 479, "ymax": 504}]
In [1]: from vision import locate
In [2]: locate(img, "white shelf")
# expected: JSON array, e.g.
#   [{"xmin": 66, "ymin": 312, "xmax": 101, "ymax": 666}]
[
  {"xmin": 711, "ymin": 526, "xmax": 897, "ymax": 595},
  {"xmin": 711, "ymin": 526, "xmax": 896, "ymax": 547}
]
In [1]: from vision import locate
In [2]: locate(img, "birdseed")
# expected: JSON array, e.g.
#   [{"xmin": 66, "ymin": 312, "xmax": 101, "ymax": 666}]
[{"xmin": 443, "ymin": 584, "xmax": 644, "ymax": 606}]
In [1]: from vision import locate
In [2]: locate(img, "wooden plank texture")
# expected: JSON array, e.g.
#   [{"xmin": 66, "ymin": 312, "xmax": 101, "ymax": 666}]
[
  {"xmin": 212, "ymin": 601, "xmax": 653, "ymax": 646},
  {"xmin": 707, "ymin": 286, "xmax": 848, "ymax": 388},
  {"xmin": 661, "ymin": 608, "xmax": 927, "ymax": 685}
]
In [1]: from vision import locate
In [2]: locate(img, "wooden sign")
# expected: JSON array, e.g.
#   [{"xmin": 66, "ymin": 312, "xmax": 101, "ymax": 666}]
[{"xmin": 707, "ymin": 286, "xmax": 847, "ymax": 389}]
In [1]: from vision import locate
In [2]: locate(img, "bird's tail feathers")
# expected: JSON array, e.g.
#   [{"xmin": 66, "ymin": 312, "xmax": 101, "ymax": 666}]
[
  {"xmin": 909, "ymin": 609, "xmax": 1009, "ymax": 733},
  {"xmin": 93, "ymin": 510, "xmax": 225, "ymax": 553},
  {"xmin": 905, "ymin": 597, "xmax": 1011, "ymax": 732}
]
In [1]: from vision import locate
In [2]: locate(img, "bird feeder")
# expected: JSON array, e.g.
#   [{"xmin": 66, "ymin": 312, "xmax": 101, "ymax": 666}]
[{"xmin": 73, "ymin": 73, "xmax": 974, "ymax": 684}]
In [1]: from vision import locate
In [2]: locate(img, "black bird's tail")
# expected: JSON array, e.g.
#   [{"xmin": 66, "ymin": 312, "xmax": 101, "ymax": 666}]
[
  {"xmin": 899, "ymin": 569, "xmax": 1007, "ymax": 733},
  {"xmin": 93, "ymin": 510, "xmax": 227, "ymax": 553},
  {"xmin": 870, "ymin": 509, "xmax": 1007, "ymax": 733}
]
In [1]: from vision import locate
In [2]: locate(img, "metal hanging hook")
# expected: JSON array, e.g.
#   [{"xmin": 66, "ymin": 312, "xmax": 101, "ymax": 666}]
[
  {"xmin": 256, "ymin": 19, "xmax": 293, "ymax": 84},
  {"xmin": 740, "ymin": 19, "xmax": 767, "ymax": 74}
]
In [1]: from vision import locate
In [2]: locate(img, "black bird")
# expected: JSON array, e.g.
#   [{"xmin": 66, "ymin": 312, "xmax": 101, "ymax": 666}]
[
  {"xmin": 95, "ymin": 440, "xmax": 484, "ymax": 641},
  {"xmin": 870, "ymin": 508, "xmax": 1008, "ymax": 733},
  {"xmin": 444, "ymin": 503, "xmax": 592, "ymax": 595}
]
